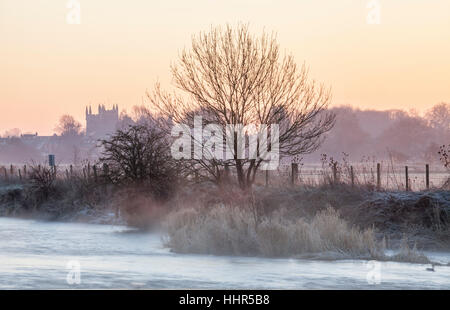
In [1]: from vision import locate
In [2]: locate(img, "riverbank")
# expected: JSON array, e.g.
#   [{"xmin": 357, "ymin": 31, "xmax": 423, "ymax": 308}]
[
  {"xmin": 0, "ymin": 181, "xmax": 449, "ymax": 262},
  {"xmin": 163, "ymin": 184, "xmax": 449, "ymax": 261},
  {"xmin": 0, "ymin": 183, "xmax": 124, "ymax": 225}
]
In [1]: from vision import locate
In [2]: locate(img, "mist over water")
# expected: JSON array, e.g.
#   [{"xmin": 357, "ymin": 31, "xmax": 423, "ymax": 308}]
[
  {"xmin": 0, "ymin": 217, "xmax": 449, "ymax": 289},
  {"xmin": 1, "ymin": 1, "xmax": 449, "ymax": 295}
]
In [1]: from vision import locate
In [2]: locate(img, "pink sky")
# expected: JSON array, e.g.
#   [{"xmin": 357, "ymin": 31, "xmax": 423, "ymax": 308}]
[{"xmin": 1, "ymin": 0, "xmax": 449, "ymax": 135}]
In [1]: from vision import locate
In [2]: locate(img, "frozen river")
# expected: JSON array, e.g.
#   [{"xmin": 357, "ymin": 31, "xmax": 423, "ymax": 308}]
[{"xmin": 0, "ymin": 217, "xmax": 449, "ymax": 289}]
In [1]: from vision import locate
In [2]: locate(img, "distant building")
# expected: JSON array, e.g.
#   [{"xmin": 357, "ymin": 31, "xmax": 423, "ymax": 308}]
[
  {"xmin": 85, "ymin": 104, "xmax": 119, "ymax": 139},
  {"xmin": 0, "ymin": 105, "xmax": 120, "ymax": 163},
  {"xmin": 20, "ymin": 133, "xmax": 38, "ymax": 138}
]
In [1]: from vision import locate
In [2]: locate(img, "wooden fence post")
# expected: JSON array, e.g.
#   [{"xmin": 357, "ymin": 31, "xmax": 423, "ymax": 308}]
[
  {"xmin": 425, "ymin": 164, "xmax": 429, "ymax": 190},
  {"xmin": 70, "ymin": 165, "xmax": 73, "ymax": 178},
  {"xmin": 18, "ymin": 169, "xmax": 22, "ymax": 181},
  {"xmin": 350, "ymin": 166, "xmax": 354, "ymax": 187},
  {"xmin": 377, "ymin": 163, "xmax": 381, "ymax": 190},
  {"xmin": 102, "ymin": 163, "xmax": 109, "ymax": 177},
  {"xmin": 93, "ymin": 165, "xmax": 98, "ymax": 183},
  {"xmin": 333, "ymin": 162, "xmax": 337, "ymax": 184},
  {"xmin": 23, "ymin": 165, "xmax": 27, "ymax": 178},
  {"xmin": 10, "ymin": 165, "xmax": 13, "ymax": 177},
  {"xmin": 101, "ymin": 163, "xmax": 108, "ymax": 192},
  {"xmin": 405, "ymin": 166, "xmax": 409, "ymax": 191},
  {"xmin": 224, "ymin": 163, "xmax": 230, "ymax": 182},
  {"xmin": 291, "ymin": 163, "xmax": 298, "ymax": 185}
]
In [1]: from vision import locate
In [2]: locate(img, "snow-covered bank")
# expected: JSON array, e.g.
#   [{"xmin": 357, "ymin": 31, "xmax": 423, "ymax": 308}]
[
  {"xmin": 0, "ymin": 205, "xmax": 125, "ymax": 225},
  {"xmin": 0, "ymin": 183, "xmax": 125, "ymax": 225},
  {"xmin": 1, "ymin": 181, "xmax": 449, "ymax": 260}
]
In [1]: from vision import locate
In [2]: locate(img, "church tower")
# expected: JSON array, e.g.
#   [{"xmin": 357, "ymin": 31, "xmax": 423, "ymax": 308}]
[{"xmin": 85, "ymin": 104, "xmax": 119, "ymax": 139}]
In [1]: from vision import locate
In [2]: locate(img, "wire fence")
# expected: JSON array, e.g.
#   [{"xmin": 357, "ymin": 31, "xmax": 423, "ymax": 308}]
[
  {"xmin": 254, "ymin": 162, "xmax": 449, "ymax": 191},
  {"xmin": 0, "ymin": 162, "xmax": 449, "ymax": 192}
]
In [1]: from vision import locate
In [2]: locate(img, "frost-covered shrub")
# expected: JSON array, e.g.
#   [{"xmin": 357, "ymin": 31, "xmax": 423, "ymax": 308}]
[{"xmin": 164, "ymin": 205, "xmax": 385, "ymax": 259}]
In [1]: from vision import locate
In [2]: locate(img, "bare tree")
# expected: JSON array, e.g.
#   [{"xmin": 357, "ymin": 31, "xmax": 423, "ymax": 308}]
[
  {"xmin": 425, "ymin": 102, "xmax": 450, "ymax": 144},
  {"xmin": 28, "ymin": 164, "xmax": 57, "ymax": 202},
  {"xmin": 99, "ymin": 125, "xmax": 177, "ymax": 198},
  {"xmin": 2, "ymin": 128, "xmax": 21, "ymax": 138},
  {"xmin": 426, "ymin": 103, "xmax": 450, "ymax": 131},
  {"xmin": 148, "ymin": 24, "xmax": 335, "ymax": 190},
  {"xmin": 438, "ymin": 144, "xmax": 450, "ymax": 188},
  {"xmin": 438, "ymin": 145, "xmax": 450, "ymax": 169},
  {"xmin": 55, "ymin": 115, "xmax": 83, "ymax": 137}
]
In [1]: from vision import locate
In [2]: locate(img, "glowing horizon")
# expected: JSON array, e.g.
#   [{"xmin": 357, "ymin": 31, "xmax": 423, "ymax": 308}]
[{"xmin": 1, "ymin": 0, "xmax": 449, "ymax": 135}]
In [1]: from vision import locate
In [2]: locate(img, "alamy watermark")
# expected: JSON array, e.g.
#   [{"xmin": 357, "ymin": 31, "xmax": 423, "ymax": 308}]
[
  {"xmin": 170, "ymin": 116, "xmax": 280, "ymax": 170},
  {"xmin": 366, "ymin": 0, "xmax": 381, "ymax": 25},
  {"xmin": 66, "ymin": 260, "xmax": 81, "ymax": 285},
  {"xmin": 365, "ymin": 260, "xmax": 381, "ymax": 285},
  {"xmin": 66, "ymin": 0, "xmax": 81, "ymax": 25}
]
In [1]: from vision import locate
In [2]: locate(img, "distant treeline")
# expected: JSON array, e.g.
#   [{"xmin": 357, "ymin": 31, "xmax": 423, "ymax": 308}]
[
  {"xmin": 0, "ymin": 102, "xmax": 449, "ymax": 164},
  {"xmin": 307, "ymin": 102, "xmax": 450, "ymax": 163}
]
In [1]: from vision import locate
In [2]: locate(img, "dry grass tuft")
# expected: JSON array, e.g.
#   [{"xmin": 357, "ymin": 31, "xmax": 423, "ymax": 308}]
[
  {"xmin": 384, "ymin": 237, "xmax": 431, "ymax": 264},
  {"xmin": 164, "ymin": 205, "xmax": 387, "ymax": 259}
]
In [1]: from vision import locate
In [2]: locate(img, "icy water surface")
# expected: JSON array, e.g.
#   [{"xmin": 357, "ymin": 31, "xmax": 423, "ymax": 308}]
[{"xmin": 0, "ymin": 217, "xmax": 449, "ymax": 289}]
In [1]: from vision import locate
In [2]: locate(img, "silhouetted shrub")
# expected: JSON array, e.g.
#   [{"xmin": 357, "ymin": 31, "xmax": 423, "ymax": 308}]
[
  {"xmin": 28, "ymin": 164, "xmax": 57, "ymax": 202},
  {"xmin": 99, "ymin": 124, "xmax": 178, "ymax": 200}
]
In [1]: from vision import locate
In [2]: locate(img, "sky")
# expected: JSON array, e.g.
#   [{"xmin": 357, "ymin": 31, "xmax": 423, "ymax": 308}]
[{"xmin": 1, "ymin": 0, "xmax": 449, "ymax": 135}]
